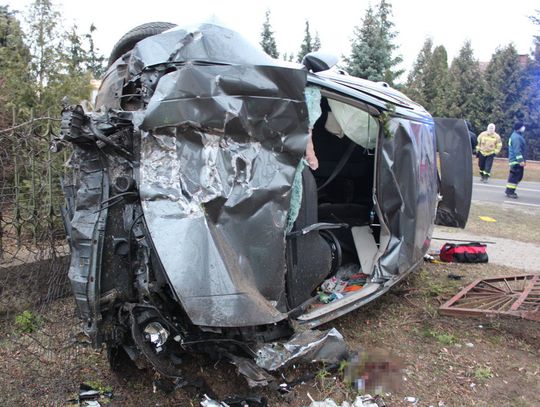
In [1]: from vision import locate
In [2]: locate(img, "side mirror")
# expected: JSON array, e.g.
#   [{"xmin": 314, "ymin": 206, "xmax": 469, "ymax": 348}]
[{"xmin": 302, "ymin": 51, "xmax": 338, "ymax": 73}]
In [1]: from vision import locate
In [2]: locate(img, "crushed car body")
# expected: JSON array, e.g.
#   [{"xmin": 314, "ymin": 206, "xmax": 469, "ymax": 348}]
[{"xmin": 56, "ymin": 21, "xmax": 472, "ymax": 380}]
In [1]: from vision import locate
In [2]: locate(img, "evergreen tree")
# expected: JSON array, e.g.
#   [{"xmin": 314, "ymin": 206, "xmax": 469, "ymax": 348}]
[
  {"xmin": 426, "ymin": 45, "xmax": 450, "ymax": 117},
  {"xmin": 446, "ymin": 41, "xmax": 486, "ymax": 131},
  {"xmin": 313, "ymin": 32, "xmax": 321, "ymax": 51},
  {"xmin": 259, "ymin": 10, "xmax": 278, "ymax": 59},
  {"xmin": 25, "ymin": 0, "xmax": 91, "ymax": 114},
  {"xmin": 377, "ymin": 0, "xmax": 403, "ymax": 83},
  {"xmin": 522, "ymin": 10, "xmax": 540, "ymax": 160},
  {"xmin": 521, "ymin": 57, "xmax": 540, "ymax": 160},
  {"xmin": 297, "ymin": 20, "xmax": 313, "ymax": 62},
  {"xmin": 530, "ymin": 10, "xmax": 540, "ymax": 61},
  {"xmin": 0, "ymin": 1, "xmax": 104, "ymax": 122},
  {"xmin": 26, "ymin": 0, "xmax": 63, "ymax": 107},
  {"xmin": 0, "ymin": 5, "xmax": 33, "ymax": 123},
  {"xmin": 66, "ymin": 25, "xmax": 85, "ymax": 75},
  {"xmin": 345, "ymin": 0, "xmax": 403, "ymax": 84},
  {"xmin": 483, "ymin": 44, "xmax": 524, "ymax": 154},
  {"xmin": 404, "ymin": 40, "xmax": 450, "ymax": 116},
  {"xmin": 56, "ymin": 23, "xmax": 93, "ymax": 105},
  {"xmin": 282, "ymin": 52, "xmax": 294, "ymax": 62},
  {"xmin": 405, "ymin": 38, "xmax": 433, "ymax": 106},
  {"xmin": 344, "ymin": 5, "xmax": 382, "ymax": 80},
  {"xmin": 85, "ymin": 23, "xmax": 106, "ymax": 78}
]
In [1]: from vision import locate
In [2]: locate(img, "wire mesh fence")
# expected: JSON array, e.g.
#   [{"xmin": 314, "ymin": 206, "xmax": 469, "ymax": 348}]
[{"xmin": 0, "ymin": 115, "xmax": 95, "ymax": 405}]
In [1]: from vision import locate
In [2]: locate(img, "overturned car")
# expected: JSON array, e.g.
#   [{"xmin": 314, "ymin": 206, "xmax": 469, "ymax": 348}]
[{"xmin": 57, "ymin": 22, "xmax": 472, "ymax": 380}]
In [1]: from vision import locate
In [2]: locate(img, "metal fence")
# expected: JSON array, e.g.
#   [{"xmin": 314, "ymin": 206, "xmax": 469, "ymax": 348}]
[{"xmin": 0, "ymin": 115, "xmax": 89, "ymax": 405}]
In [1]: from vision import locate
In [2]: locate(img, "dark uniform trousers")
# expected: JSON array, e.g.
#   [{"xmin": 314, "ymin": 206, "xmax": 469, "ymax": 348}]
[
  {"xmin": 505, "ymin": 165, "xmax": 524, "ymax": 195},
  {"xmin": 478, "ymin": 154, "xmax": 495, "ymax": 178}
]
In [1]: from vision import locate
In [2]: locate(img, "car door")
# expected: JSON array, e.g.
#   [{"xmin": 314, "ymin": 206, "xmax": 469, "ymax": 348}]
[{"xmin": 433, "ymin": 117, "xmax": 473, "ymax": 228}]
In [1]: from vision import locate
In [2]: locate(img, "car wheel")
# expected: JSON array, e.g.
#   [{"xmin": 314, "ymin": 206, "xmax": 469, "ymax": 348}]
[{"xmin": 108, "ymin": 21, "xmax": 177, "ymax": 67}]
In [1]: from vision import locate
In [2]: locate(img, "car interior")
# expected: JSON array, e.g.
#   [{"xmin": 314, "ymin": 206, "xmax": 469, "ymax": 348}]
[{"xmin": 286, "ymin": 92, "xmax": 383, "ymax": 311}]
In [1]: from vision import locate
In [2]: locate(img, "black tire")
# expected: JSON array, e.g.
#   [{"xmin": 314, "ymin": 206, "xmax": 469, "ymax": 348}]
[{"xmin": 108, "ymin": 21, "xmax": 177, "ymax": 67}]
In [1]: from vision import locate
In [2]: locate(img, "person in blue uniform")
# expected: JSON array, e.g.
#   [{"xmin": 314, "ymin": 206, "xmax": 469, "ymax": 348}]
[{"xmin": 505, "ymin": 122, "xmax": 527, "ymax": 199}]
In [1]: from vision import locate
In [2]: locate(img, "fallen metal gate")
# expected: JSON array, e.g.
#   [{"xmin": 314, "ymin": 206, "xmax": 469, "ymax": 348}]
[{"xmin": 439, "ymin": 274, "xmax": 540, "ymax": 322}]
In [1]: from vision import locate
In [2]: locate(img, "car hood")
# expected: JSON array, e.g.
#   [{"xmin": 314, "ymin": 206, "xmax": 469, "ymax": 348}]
[{"xmin": 133, "ymin": 24, "xmax": 310, "ymax": 327}]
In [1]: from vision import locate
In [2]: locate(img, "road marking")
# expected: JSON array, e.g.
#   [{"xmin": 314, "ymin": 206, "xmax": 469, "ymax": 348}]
[
  {"xmin": 503, "ymin": 201, "xmax": 540, "ymax": 208},
  {"xmin": 474, "ymin": 183, "xmax": 540, "ymax": 193}
]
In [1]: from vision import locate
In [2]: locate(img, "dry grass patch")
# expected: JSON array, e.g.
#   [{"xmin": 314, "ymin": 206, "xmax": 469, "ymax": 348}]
[{"xmin": 439, "ymin": 201, "xmax": 540, "ymax": 244}]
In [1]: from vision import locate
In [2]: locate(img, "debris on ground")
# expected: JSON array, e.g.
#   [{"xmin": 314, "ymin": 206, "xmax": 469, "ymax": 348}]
[
  {"xmin": 226, "ymin": 353, "xmax": 275, "ymax": 388},
  {"xmin": 335, "ymin": 263, "xmax": 361, "ymax": 280},
  {"xmin": 200, "ymin": 395, "xmax": 223, "ymax": 407},
  {"xmin": 275, "ymin": 362, "xmax": 342, "ymax": 396},
  {"xmin": 66, "ymin": 383, "xmax": 113, "ymax": 406},
  {"xmin": 423, "ymin": 253, "xmax": 444, "ymax": 264},
  {"xmin": 403, "ymin": 396, "xmax": 418, "ymax": 404},
  {"xmin": 321, "ymin": 276, "xmax": 349, "ymax": 294},
  {"xmin": 222, "ymin": 395, "xmax": 268, "ymax": 407},
  {"xmin": 478, "ymin": 216, "xmax": 497, "ymax": 223},
  {"xmin": 306, "ymin": 392, "xmax": 383, "ymax": 407},
  {"xmin": 255, "ymin": 328, "xmax": 348, "ymax": 371},
  {"xmin": 200, "ymin": 393, "xmax": 268, "ymax": 407}
]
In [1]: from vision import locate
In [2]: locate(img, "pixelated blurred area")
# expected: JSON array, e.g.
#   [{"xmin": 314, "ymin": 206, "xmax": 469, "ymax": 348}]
[{"xmin": 344, "ymin": 348, "xmax": 403, "ymax": 394}]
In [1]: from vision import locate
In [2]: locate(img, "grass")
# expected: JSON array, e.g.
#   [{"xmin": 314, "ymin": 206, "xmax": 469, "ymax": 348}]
[
  {"xmin": 464, "ymin": 202, "xmax": 540, "ymax": 244},
  {"xmin": 422, "ymin": 326, "xmax": 458, "ymax": 345},
  {"xmin": 14, "ymin": 310, "xmax": 42, "ymax": 333},
  {"xmin": 474, "ymin": 367, "xmax": 494, "ymax": 381},
  {"xmin": 315, "ymin": 366, "xmax": 332, "ymax": 381}
]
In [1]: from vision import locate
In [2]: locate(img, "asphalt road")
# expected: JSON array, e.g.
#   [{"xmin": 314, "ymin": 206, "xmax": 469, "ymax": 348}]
[{"xmin": 472, "ymin": 177, "xmax": 540, "ymax": 208}]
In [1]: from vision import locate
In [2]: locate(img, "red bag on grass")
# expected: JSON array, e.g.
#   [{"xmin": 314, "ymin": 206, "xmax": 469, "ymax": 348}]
[{"xmin": 439, "ymin": 242, "xmax": 488, "ymax": 263}]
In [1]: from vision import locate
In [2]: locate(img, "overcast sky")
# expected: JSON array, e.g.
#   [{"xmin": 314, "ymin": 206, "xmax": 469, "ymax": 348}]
[{"xmin": 4, "ymin": 0, "xmax": 539, "ymax": 79}]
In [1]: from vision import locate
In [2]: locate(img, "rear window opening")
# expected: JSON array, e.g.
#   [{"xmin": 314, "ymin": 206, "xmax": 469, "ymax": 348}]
[{"xmin": 287, "ymin": 92, "xmax": 384, "ymax": 313}]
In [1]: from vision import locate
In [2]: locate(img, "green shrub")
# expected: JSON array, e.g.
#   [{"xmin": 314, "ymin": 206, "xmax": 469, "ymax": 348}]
[
  {"xmin": 14, "ymin": 310, "xmax": 42, "ymax": 333},
  {"xmin": 474, "ymin": 366, "xmax": 494, "ymax": 380}
]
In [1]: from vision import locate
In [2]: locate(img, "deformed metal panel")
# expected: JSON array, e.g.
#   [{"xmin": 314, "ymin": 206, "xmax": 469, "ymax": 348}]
[
  {"xmin": 138, "ymin": 63, "xmax": 310, "ymax": 327},
  {"xmin": 59, "ymin": 106, "xmax": 110, "ymax": 344},
  {"xmin": 255, "ymin": 328, "xmax": 347, "ymax": 371},
  {"xmin": 376, "ymin": 118, "xmax": 438, "ymax": 280},
  {"xmin": 433, "ymin": 117, "xmax": 473, "ymax": 228},
  {"xmin": 129, "ymin": 23, "xmax": 281, "ymax": 71}
]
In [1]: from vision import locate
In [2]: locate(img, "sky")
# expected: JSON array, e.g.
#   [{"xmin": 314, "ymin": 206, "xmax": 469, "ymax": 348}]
[{"xmin": 4, "ymin": 0, "xmax": 539, "ymax": 80}]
